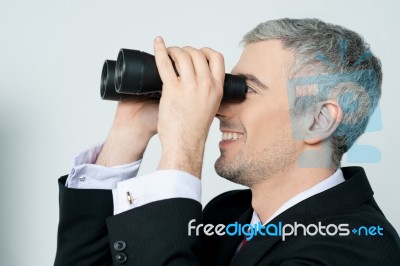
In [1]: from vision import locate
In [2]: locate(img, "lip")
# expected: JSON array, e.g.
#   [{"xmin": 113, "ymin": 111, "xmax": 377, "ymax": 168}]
[
  {"xmin": 219, "ymin": 128, "xmax": 245, "ymax": 134},
  {"xmin": 219, "ymin": 139, "xmax": 239, "ymax": 149}
]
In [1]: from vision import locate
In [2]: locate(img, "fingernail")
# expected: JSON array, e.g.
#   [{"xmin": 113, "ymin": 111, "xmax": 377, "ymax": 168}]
[{"xmin": 155, "ymin": 36, "xmax": 164, "ymax": 43}]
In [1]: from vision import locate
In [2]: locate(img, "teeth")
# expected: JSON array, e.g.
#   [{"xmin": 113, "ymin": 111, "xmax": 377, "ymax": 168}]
[
  {"xmin": 232, "ymin": 133, "xmax": 238, "ymax": 140},
  {"xmin": 221, "ymin": 132, "xmax": 241, "ymax": 141}
]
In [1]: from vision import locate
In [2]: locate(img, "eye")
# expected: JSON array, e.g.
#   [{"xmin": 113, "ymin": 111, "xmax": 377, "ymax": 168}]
[{"xmin": 246, "ymin": 85, "xmax": 257, "ymax": 94}]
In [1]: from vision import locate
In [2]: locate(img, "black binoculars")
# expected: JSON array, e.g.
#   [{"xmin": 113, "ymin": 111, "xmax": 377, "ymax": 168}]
[{"xmin": 100, "ymin": 49, "xmax": 247, "ymax": 102}]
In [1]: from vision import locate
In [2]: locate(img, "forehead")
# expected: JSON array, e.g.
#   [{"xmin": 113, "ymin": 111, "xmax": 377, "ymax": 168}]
[{"xmin": 231, "ymin": 40, "xmax": 294, "ymax": 86}]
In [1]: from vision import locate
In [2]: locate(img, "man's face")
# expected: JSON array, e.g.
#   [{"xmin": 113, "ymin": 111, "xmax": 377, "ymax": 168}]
[{"xmin": 214, "ymin": 40, "xmax": 301, "ymax": 187}]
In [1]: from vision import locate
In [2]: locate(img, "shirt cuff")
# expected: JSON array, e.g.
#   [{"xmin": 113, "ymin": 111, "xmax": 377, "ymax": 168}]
[
  {"xmin": 66, "ymin": 142, "xmax": 142, "ymax": 190},
  {"xmin": 112, "ymin": 170, "xmax": 201, "ymax": 215}
]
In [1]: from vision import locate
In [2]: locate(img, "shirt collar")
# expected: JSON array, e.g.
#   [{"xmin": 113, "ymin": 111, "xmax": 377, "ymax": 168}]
[{"xmin": 250, "ymin": 168, "xmax": 345, "ymax": 225}]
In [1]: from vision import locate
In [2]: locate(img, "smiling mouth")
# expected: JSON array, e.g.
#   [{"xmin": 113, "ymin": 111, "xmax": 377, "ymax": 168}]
[{"xmin": 220, "ymin": 131, "xmax": 244, "ymax": 142}]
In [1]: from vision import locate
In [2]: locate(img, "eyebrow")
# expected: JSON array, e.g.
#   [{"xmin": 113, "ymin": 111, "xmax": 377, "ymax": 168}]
[{"xmin": 238, "ymin": 73, "xmax": 269, "ymax": 90}]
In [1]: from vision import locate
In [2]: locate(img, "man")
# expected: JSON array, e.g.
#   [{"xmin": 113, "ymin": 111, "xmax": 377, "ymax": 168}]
[{"xmin": 55, "ymin": 18, "xmax": 400, "ymax": 265}]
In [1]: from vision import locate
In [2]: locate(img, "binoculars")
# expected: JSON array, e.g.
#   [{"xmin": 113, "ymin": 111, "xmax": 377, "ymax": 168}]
[{"xmin": 100, "ymin": 49, "xmax": 247, "ymax": 102}]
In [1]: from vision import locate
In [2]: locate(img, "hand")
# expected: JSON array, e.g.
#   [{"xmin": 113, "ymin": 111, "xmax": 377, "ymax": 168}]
[
  {"xmin": 95, "ymin": 97, "xmax": 159, "ymax": 167},
  {"xmin": 154, "ymin": 37, "xmax": 224, "ymax": 177}
]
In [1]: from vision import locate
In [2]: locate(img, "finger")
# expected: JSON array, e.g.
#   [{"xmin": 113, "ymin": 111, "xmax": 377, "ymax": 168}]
[
  {"xmin": 167, "ymin": 47, "xmax": 196, "ymax": 82},
  {"xmin": 200, "ymin": 47, "xmax": 225, "ymax": 85},
  {"xmin": 182, "ymin": 46, "xmax": 212, "ymax": 81},
  {"xmin": 153, "ymin": 36, "xmax": 178, "ymax": 84}
]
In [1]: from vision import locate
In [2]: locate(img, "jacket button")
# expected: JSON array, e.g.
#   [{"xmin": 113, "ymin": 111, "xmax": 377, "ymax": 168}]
[
  {"xmin": 116, "ymin": 252, "xmax": 127, "ymax": 264},
  {"xmin": 114, "ymin": 240, "xmax": 126, "ymax": 251}
]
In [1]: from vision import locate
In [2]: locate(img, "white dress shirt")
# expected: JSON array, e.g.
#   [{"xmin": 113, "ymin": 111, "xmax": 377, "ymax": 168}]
[
  {"xmin": 66, "ymin": 143, "xmax": 201, "ymax": 215},
  {"xmin": 66, "ymin": 143, "xmax": 344, "ymax": 218}
]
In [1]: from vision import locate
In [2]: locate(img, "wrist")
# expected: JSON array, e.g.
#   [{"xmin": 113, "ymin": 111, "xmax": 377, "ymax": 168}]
[
  {"xmin": 96, "ymin": 124, "xmax": 153, "ymax": 167},
  {"xmin": 157, "ymin": 143, "xmax": 205, "ymax": 178}
]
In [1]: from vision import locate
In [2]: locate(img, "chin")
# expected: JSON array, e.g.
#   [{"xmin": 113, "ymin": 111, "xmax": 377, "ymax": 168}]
[{"xmin": 214, "ymin": 157, "xmax": 248, "ymax": 186}]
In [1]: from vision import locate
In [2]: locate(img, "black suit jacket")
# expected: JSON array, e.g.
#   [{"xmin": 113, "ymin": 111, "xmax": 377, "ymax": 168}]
[{"xmin": 54, "ymin": 167, "xmax": 400, "ymax": 265}]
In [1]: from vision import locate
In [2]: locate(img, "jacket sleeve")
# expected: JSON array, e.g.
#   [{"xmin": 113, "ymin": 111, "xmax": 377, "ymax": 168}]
[
  {"xmin": 106, "ymin": 198, "xmax": 202, "ymax": 265},
  {"xmin": 54, "ymin": 175, "xmax": 114, "ymax": 265},
  {"xmin": 54, "ymin": 175, "xmax": 203, "ymax": 266}
]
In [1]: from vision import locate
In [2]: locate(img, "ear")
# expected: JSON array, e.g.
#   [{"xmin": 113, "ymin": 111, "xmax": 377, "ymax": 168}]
[{"xmin": 304, "ymin": 101, "xmax": 343, "ymax": 145}]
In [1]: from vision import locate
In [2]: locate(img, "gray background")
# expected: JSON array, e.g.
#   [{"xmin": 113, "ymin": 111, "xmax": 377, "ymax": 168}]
[{"xmin": 0, "ymin": 0, "xmax": 399, "ymax": 265}]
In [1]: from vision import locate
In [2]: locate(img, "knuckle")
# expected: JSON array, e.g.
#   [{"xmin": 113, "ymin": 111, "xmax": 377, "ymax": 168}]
[
  {"xmin": 182, "ymin": 46, "xmax": 194, "ymax": 51},
  {"xmin": 199, "ymin": 78, "xmax": 214, "ymax": 89},
  {"xmin": 180, "ymin": 51, "xmax": 191, "ymax": 60},
  {"xmin": 213, "ymin": 51, "xmax": 224, "ymax": 62},
  {"xmin": 168, "ymin": 47, "xmax": 191, "ymax": 61},
  {"xmin": 214, "ymin": 83, "xmax": 224, "ymax": 97},
  {"xmin": 166, "ymin": 46, "xmax": 179, "ymax": 53},
  {"xmin": 167, "ymin": 45, "xmax": 180, "ymax": 50},
  {"xmin": 185, "ymin": 80, "xmax": 197, "ymax": 89},
  {"xmin": 201, "ymin": 47, "xmax": 224, "ymax": 61},
  {"xmin": 215, "ymin": 51, "xmax": 224, "ymax": 60},
  {"xmin": 184, "ymin": 46, "xmax": 202, "ymax": 57},
  {"xmin": 200, "ymin": 47, "xmax": 210, "ymax": 53}
]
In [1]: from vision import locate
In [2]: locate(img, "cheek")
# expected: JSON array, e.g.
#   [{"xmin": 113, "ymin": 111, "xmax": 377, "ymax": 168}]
[{"xmin": 241, "ymin": 105, "xmax": 293, "ymax": 149}]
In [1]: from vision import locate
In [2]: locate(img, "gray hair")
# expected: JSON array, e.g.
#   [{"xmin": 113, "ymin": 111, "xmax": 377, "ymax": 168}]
[{"xmin": 242, "ymin": 18, "xmax": 382, "ymax": 167}]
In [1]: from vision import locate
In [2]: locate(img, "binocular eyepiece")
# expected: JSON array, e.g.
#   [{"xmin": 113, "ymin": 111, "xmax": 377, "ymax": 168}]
[{"xmin": 100, "ymin": 49, "xmax": 247, "ymax": 102}]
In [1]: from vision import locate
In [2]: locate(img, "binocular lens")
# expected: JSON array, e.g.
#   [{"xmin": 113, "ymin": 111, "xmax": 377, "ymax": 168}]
[
  {"xmin": 100, "ymin": 49, "xmax": 247, "ymax": 102},
  {"xmin": 101, "ymin": 60, "xmax": 121, "ymax": 101},
  {"xmin": 115, "ymin": 54, "xmax": 124, "ymax": 93}
]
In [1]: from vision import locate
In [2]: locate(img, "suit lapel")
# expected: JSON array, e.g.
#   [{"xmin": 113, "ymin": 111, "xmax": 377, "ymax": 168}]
[
  {"xmin": 230, "ymin": 202, "xmax": 309, "ymax": 265},
  {"xmin": 229, "ymin": 167, "xmax": 374, "ymax": 265},
  {"xmin": 216, "ymin": 207, "xmax": 253, "ymax": 266}
]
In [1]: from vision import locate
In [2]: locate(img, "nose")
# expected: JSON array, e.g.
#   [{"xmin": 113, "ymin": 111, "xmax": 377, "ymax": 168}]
[{"xmin": 216, "ymin": 101, "xmax": 236, "ymax": 119}]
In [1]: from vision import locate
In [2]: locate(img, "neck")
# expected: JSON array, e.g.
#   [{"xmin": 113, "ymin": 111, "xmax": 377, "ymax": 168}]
[{"xmin": 250, "ymin": 165, "xmax": 336, "ymax": 224}]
